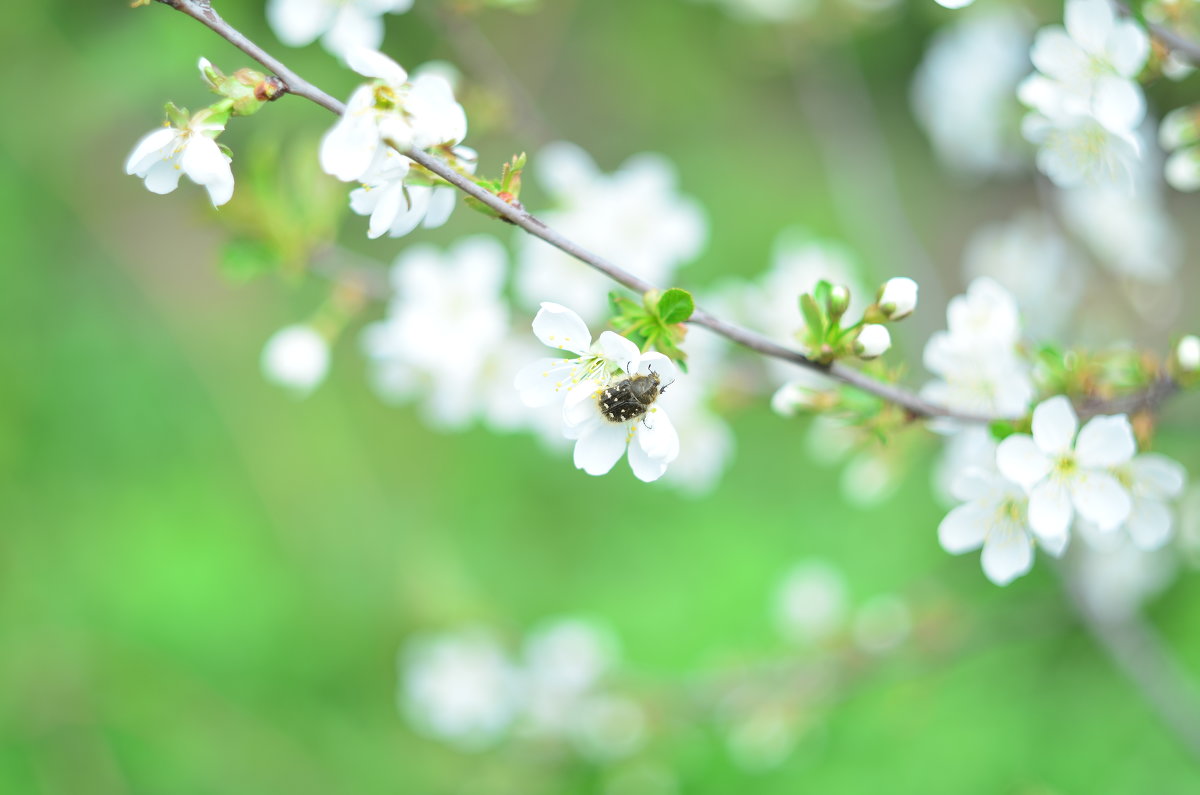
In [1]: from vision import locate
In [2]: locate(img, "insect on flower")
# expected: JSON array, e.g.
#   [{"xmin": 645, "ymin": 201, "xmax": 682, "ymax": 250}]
[{"xmin": 598, "ymin": 365, "xmax": 672, "ymax": 425}]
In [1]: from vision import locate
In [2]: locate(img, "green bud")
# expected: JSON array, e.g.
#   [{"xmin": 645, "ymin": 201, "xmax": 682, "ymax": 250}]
[{"xmin": 827, "ymin": 284, "xmax": 851, "ymax": 321}]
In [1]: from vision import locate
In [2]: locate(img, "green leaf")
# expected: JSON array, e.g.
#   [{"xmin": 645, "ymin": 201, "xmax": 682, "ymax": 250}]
[
  {"xmin": 657, "ymin": 288, "xmax": 695, "ymax": 325},
  {"xmin": 799, "ymin": 293, "xmax": 826, "ymax": 344}
]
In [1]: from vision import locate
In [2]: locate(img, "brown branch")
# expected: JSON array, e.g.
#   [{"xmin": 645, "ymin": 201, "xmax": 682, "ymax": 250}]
[{"xmin": 150, "ymin": 0, "xmax": 1180, "ymax": 425}]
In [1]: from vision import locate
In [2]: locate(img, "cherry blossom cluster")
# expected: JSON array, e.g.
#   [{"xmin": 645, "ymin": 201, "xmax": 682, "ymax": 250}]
[{"xmin": 939, "ymin": 396, "xmax": 1187, "ymax": 585}]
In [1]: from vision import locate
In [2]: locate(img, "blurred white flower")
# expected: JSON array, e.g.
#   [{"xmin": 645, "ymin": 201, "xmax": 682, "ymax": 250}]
[
  {"xmin": 961, "ymin": 211, "xmax": 1085, "ymax": 337},
  {"xmin": 399, "ymin": 629, "xmax": 522, "ymax": 751},
  {"xmin": 520, "ymin": 618, "xmax": 618, "ymax": 737},
  {"xmin": 260, "ymin": 324, "xmax": 330, "ymax": 396},
  {"xmin": 568, "ymin": 694, "xmax": 648, "ymax": 762},
  {"xmin": 1109, "ymin": 453, "xmax": 1188, "ymax": 550},
  {"xmin": 516, "ymin": 142, "xmax": 706, "ymax": 323},
  {"xmin": 125, "ymin": 105, "xmax": 234, "ymax": 207},
  {"xmin": 877, "ymin": 277, "xmax": 918, "ymax": 320},
  {"xmin": 267, "ymin": 0, "xmax": 414, "ymax": 59},
  {"xmin": 1071, "ymin": 537, "xmax": 1176, "ymax": 620},
  {"xmin": 361, "ymin": 237, "xmax": 509, "ymax": 428},
  {"xmin": 1178, "ymin": 335, "xmax": 1200, "ymax": 371},
  {"xmin": 921, "ymin": 278, "xmax": 1034, "ymax": 419},
  {"xmin": 691, "ymin": 0, "xmax": 818, "ymax": 23},
  {"xmin": 320, "ymin": 49, "xmax": 467, "ymax": 184},
  {"xmin": 911, "ymin": 9, "xmax": 1030, "ymax": 175},
  {"xmin": 1056, "ymin": 161, "xmax": 1181, "ymax": 284},
  {"xmin": 996, "ymin": 396, "xmax": 1135, "ymax": 539},
  {"xmin": 773, "ymin": 560, "xmax": 849, "ymax": 645},
  {"xmin": 855, "ymin": 324, "xmax": 891, "ymax": 359},
  {"xmin": 1018, "ymin": 0, "xmax": 1150, "ymax": 187}
]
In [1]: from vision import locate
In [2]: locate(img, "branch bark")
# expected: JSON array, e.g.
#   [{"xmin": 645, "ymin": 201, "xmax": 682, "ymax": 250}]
[{"xmin": 150, "ymin": 0, "xmax": 1180, "ymax": 426}]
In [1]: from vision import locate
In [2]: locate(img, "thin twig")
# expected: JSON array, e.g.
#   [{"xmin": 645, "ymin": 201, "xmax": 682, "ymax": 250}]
[{"xmin": 150, "ymin": 0, "xmax": 1179, "ymax": 425}]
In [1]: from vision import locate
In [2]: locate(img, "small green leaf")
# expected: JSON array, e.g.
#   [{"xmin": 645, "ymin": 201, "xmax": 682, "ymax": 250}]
[
  {"xmin": 657, "ymin": 288, "xmax": 695, "ymax": 325},
  {"xmin": 799, "ymin": 293, "xmax": 826, "ymax": 344}
]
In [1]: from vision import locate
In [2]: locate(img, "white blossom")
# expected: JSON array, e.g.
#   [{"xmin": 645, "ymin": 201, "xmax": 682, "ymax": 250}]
[
  {"xmin": 361, "ymin": 237, "xmax": 509, "ymax": 428},
  {"xmin": 399, "ymin": 629, "xmax": 522, "ymax": 750},
  {"xmin": 125, "ymin": 105, "xmax": 234, "ymax": 207},
  {"xmin": 921, "ymin": 278, "xmax": 1034, "ymax": 419},
  {"xmin": 996, "ymin": 395, "xmax": 1135, "ymax": 540},
  {"xmin": 1071, "ymin": 537, "xmax": 1176, "ymax": 620},
  {"xmin": 938, "ymin": 467, "xmax": 1062, "ymax": 585},
  {"xmin": 1018, "ymin": 0, "xmax": 1150, "ymax": 187},
  {"xmin": 519, "ymin": 618, "xmax": 617, "ymax": 737},
  {"xmin": 515, "ymin": 303, "xmax": 680, "ymax": 482},
  {"xmin": 877, "ymin": 277, "xmax": 919, "ymax": 320},
  {"xmin": 515, "ymin": 142, "xmax": 706, "ymax": 323},
  {"xmin": 267, "ymin": 0, "xmax": 414, "ymax": 59},
  {"xmin": 320, "ymin": 49, "xmax": 467, "ymax": 185},
  {"xmin": 851, "ymin": 595, "xmax": 911, "ymax": 654},
  {"xmin": 260, "ymin": 324, "xmax": 330, "ymax": 396},
  {"xmin": 1178, "ymin": 335, "xmax": 1200, "ymax": 371},
  {"xmin": 911, "ymin": 9, "xmax": 1031, "ymax": 175},
  {"xmin": 1165, "ymin": 147, "xmax": 1200, "ymax": 192},
  {"xmin": 1109, "ymin": 453, "xmax": 1188, "ymax": 549}
]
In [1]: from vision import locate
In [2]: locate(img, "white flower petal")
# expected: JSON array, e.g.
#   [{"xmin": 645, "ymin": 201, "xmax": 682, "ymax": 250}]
[
  {"xmin": 981, "ymin": 522, "xmax": 1034, "ymax": 586},
  {"xmin": 1130, "ymin": 453, "xmax": 1187, "ymax": 499},
  {"xmin": 125, "ymin": 128, "xmax": 177, "ymax": 175},
  {"xmin": 938, "ymin": 503, "xmax": 989, "ymax": 554},
  {"xmin": 1039, "ymin": 530, "xmax": 1070, "ymax": 558},
  {"xmin": 594, "ymin": 331, "xmax": 641, "ymax": 373},
  {"xmin": 514, "ymin": 358, "xmax": 577, "ymax": 407},
  {"xmin": 267, "ymin": 0, "xmax": 334, "ymax": 46},
  {"xmin": 635, "ymin": 352, "xmax": 678, "ymax": 385},
  {"xmin": 573, "ymin": 422, "xmax": 628, "ymax": 476},
  {"xmin": 423, "ymin": 186, "xmax": 457, "ymax": 229},
  {"xmin": 1028, "ymin": 478, "xmax": 1074, "ymax": 538},
  {"xmin": 1071, "ymin": 470, "xmax": 1132, "ymax": 531},
  {"xmin": 1075, "ymin": 414, "xmax": 1136, "ymax": 468},
  {"xmin": 366, "ymin": 183, "xmax": 405, "ymax": 239},
  {"xmin": 1126, "ymin": 497, "xmax": 1173, "ymax": 550},
  {"xmin": 636, "ymin": 408, "xmax": 679, "ymax": 462},
  {"xmin": 1030, "ymin": 28, "xmax": 1090, "ymax": 84},
  {"xmin": 1092, "ymin": 76, "xmax": 1144, "ymax": 133},
  {"xmin": 344, "ymin": 47, "xmax": 407, "ymax": 84},
  {"xmin": 996, "ymin": 435, "xmax": 1053, "ymax": 488},
  {"xmin": 1031, "ymin": 396, "xmax": 1078, "ymax": 455},
  {"xmin": 1107, "ymin": 19, "xmax": 1151, "ymax": 77},
  {"xmin": 1065, "ymin": 0, "xmax": 1113, "ymax": 55},
  {"xmin": 142, "ymin": 158, "xmax": 184, "ymax": 195},
  {"xmin": 531, "ymin": 303, "xmax": 592, "ymax": 354}
]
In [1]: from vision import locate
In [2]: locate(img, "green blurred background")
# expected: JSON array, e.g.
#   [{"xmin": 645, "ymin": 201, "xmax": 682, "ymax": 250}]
[{"xmin": 2, "ymin": 0, "xmax": 1200, "ymax": 792}]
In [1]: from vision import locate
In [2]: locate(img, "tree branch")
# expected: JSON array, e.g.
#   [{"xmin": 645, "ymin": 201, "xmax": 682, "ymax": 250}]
[{"xmin": 150, "ymin": 0, "xmax": 1180, "ymax": 425}]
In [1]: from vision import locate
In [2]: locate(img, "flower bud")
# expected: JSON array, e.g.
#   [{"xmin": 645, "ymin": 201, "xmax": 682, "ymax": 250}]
[
  {"xmin": 1166, "ymin": 148, "xmax": 1200, "ymax": 192},
  {"xmin": 261, "ymin": 325, "xmax": 330, "ymax": 396},
  {"xmin": 1160, "ymin": 106, "xmax": 1200, "ymax": 151},
  {"xmin": 1178, "ymin": 335, "xmax": 1200, "ymax": 372},
  {"xmin": 855, "ymin": 324, "xmax": 891, "ymax": 359},
  {"xmin": 877, "ymin": 277, "xmax": 918, "ymax": 321},
  {"xmin": 827, "ymin": 284, "xmax": 851, "ymax": 321}
]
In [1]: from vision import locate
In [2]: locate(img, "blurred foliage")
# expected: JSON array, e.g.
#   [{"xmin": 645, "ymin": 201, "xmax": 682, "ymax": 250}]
[{"xmin": 0, "ymin": 0, "xmax": 1199, "ymax": 793}]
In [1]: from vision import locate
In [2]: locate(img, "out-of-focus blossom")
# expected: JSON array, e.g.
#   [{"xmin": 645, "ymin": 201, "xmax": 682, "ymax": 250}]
[
  {"xmin": 852, "ymin": 595, "xmax": 911, "ymax": 654},
  {"xmin": 1071, "ymin": 537, "xmax": 1176, "ymax": 620},
  {"xmin": 1018, "ymin": 0, "xmax": 1150, "ymax": 187},
  {"xmin": 773, "ymin": 560, "xmax": 848, "ymax": 645},
  {"xmin": 516, "ymin": 142, "xmax": 706, "ymax": 323},
  {"xmin": 1178, "ymin": 335, "xmax": 1200, "ymax": 371},
  {"xmin": 362, "ymin": 237, "xmax": 509, "ymax": 428},
  {"xmin": 961, "ymin": 211, "xmax": 1084, "ymax": 338},
  {"xmin": 921, "ymin": 279, "xmax": 1034, "ymax": 419},
  {"xmin": 260, "ymin": 324, "xmax": 330, "ymax": 396},
  {"xmin": 267, "ymin": 0, "xmax": 414, "ymax": 59},
  {"xmin": 399, "ymin": 629, "xmax": 523, "ymax": 750},
  {"xmin": 912, "ymin": 9, "xmax": 1030, "ymax": 175}
]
